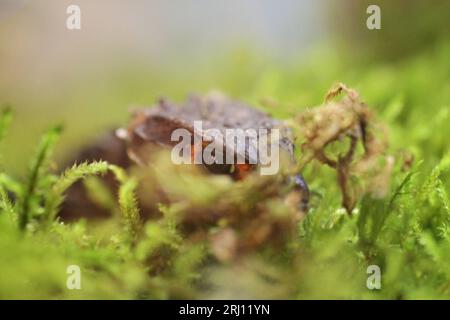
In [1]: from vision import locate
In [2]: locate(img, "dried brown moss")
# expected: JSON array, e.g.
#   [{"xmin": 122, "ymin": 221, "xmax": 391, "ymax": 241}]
[{"xmin": 296, "ymin": 83, "xmax": 392, "ymax": 213}]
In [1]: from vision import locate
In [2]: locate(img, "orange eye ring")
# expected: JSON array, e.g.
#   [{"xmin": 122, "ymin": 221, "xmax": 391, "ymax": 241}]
[
  {"xmin": 233, "ymin": 163, "xmax": 254, "ymax": 180},
  {"xmin": 190, "ymin": 142, "xmax": 255, "ymax": 180}
]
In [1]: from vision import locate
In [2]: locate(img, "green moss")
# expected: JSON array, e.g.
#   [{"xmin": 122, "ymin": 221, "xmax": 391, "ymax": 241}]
[{"xmin": 0, "ymin": 39, "xmax": 449, "ymax": 299}]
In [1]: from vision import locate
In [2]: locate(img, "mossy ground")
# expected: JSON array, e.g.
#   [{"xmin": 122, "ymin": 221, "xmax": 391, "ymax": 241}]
[{"xmin": 0, "ymin": 38, "xmax": 449, "ymax": 299}]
